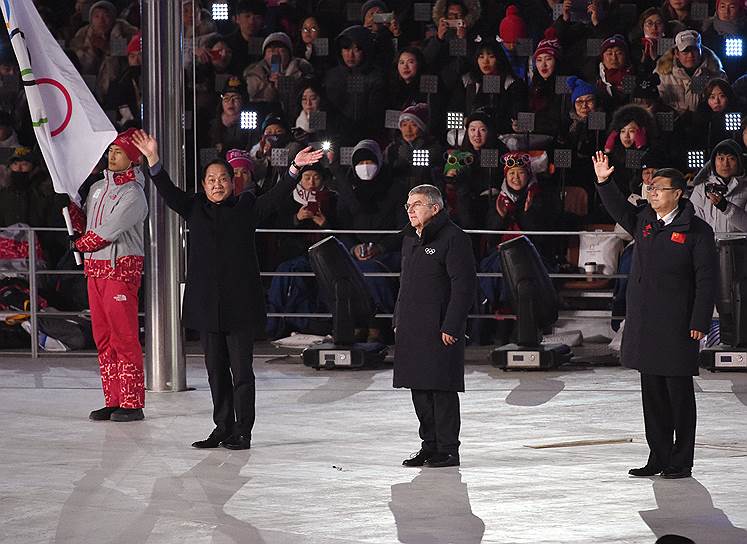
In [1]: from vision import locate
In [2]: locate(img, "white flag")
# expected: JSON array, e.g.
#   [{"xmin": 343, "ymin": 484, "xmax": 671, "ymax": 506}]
[{"xmin": 1, "ymin": 1, "xmax": 117, "ymax": 199}]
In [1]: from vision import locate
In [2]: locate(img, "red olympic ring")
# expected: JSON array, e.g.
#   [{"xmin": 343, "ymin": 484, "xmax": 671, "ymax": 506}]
[{"xmin": 36, "ymin": 77, "xmax": 72, "ymax": 137}]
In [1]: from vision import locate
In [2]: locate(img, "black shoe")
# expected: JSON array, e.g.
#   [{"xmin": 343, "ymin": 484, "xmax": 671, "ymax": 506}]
[
  {"xmin": 89, "ymin": 406, "xmax": 119, "ymax": 421},
  {"xmin": 424, "ymin": 453, "xmax": 460, "ymax": 468},
  {"xmin": 402, "ymin": 449, "xmax": 434, "ymax": 467},
  {"xmin": 110, "ymin": 408, "xmax": 144, "ymax": 422},
  {"xmin": 661, "ymin": 466, "xmax": 692, "ymax": 479},
  {"xmin": 221, "ymin": 434, "xmax": 251, "ymax": 450},
  {"xmin": 192, "ymin": 429, "xmax": 229, "ymax": 449},
  {"xmin": 628, "ymin": 465, "xmax": 663, "ymax": 477}
]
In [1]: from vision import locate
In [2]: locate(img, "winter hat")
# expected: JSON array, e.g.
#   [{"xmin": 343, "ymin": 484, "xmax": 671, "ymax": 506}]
[
  {"xmin": 221, "ymin": 75, "xmax": 245, "ymax": 97},
  {"xmin": 633, "ymin": 73, "xmax": 661, "ymax": 100},
  {"xmin": 464, "ymin": 108, "xmax": 494, "ymax": 129},
  {"xmin": 225, "ymin": 149, "xmax": 254, "ymax": 175},
  {"xmin": 89, "ymin": 1, "xmax": 117, "ymax": 20},
  {"xmin": 567, "ymin": 76, "xmax": 596, "ymax": 105},
  {"xmin": 499, "ymin": 5, "xmax": 527, "ymax": 45},
  {"xmin": 263, "ymin": 32, "xmax": 292, "ymax": 53},
  {"xmin": 261, "ymin": 112, "xmax": 289, "ymax": 132},
  {"xmin": 351, "ymin": 139, "xmax": 383, "ymax": 166},
  {"xmin": 127, "ymin": 32, "xmax": 141, "ymax": 55},
  {"xmin": 361, "ymin": 0, "xmax": 388, "ymax": 20},
  {"xmin": 398, "ymin": 103, "xmax": 429, "ymax": 132},
  {"xmin": 112, "ymin": 128, "xmax": 141, "ymax": 163},
  {"xmin": 501, "ymin": 151, "xmax": 531, "ymax": 176},
  {"xmin": 601, "ymin": 34, "xmax": 629, "ymax": 57},
  {"xmin": 533, "ymin": 27, "xmax": 561, "ymax": 60},
  {"xmin": 711, "ymin": 138, "xmax": 744, "ymax": 176},
  {"xmin": 8, "ymin": 146, "xmax": 37, "ymax": 166},
  {"xmin": 640, "ymin": 148, "xmax": 669, "ymax": 170}
]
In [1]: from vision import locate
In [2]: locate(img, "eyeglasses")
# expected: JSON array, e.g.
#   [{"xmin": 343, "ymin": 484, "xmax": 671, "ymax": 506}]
[
  {"xmin": 302, "ymin": 27, "xmax": 318, "ymax": 33},
  {"xmin": 645, "ymin": 185, "xmax": 679, "ymax": 194},
  {"xmin": 446, "ymin": 154, "xmax": 474, "ymax": 166},
  {"xmin": 404, "ymin": 202, "xmax": 432, "ymax": 211},
  {"xmin": 222, "ymin": 94, "xmax": 242, "ymax": 102}
]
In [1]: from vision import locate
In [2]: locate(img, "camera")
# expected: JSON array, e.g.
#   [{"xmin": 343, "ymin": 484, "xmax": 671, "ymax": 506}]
[
  {"xmin": 705, "ymin": 183, "xmax": 728, "ymax": 196},
  {"xmin": 445, "ymin": 19, "xmax": 464, "ymax": 28},
  {"xmin": 372, "ymin": 12, "xmax": 395, "ymax": 23}
]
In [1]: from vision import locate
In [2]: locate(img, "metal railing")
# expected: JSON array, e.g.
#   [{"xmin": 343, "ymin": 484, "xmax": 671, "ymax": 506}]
[{"xmin": 2, "ymin": 225, "xmax": 636, "ymax": 357}]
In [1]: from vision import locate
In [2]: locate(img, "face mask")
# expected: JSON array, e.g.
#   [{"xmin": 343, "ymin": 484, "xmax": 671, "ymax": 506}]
[
  {"xmin": 9, "ymin": 171, "xmax": 30, "ymax": 186},
  {"xmin": 265, "ymin": 133, "xmax": 290, "ymax": 148},
  {"xmin": 355, "ymin": 163, "xmax": 378, "ymax": 180}
]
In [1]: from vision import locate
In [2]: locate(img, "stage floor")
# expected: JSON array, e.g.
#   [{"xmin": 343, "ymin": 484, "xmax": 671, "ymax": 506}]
[{"xmin": 2, "ymin": 347, "xmax": 747, "ymax": 544}]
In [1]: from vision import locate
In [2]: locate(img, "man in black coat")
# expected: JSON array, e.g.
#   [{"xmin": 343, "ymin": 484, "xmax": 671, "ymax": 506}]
[
  {"xmin": 394, "ymin": 184, "xmax": 477, "ymax": 468},
  {"xmin": 592, "ymin": 151, "xmax": 718, "ymax": 479},
  {"xmin": 132, "ymin": 130, "xmax": 323, "ymax": 450}
]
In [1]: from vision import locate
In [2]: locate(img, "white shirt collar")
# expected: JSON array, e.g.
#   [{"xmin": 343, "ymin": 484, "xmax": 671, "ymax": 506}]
[{"xmin": 657, "ymin": 206, "xmax": 679, "ymax": 226}]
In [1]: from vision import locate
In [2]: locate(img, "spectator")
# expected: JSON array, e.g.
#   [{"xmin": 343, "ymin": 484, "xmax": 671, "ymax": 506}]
[
  {"xmin": 294, "ymin": 16, "xmax": 332, "ymax": 75},
  {"xmin": 244, "ymin": 31, "xmax": 313, "ymax": 112},
  {"xmin": 62, "ymin": 0, "xmax": 96, "ymax": 45},
  {"xmin": 224, "ymin": 0, "xmax": 266, "ymax": 75},
  {"xmin": 553, "ymin": 0, "xmax": 619, "ymax": 74},
  {"xmin": 0, "ymin": 147, "xmax": 66, "ymax": 264},
  {"xmin": 630, "ymin": 8, "xmax": 683, "ymax": 75},
  {"xmin": 479, "ymin": 151, "xmax": 560, "ymax": 312},
  {"xmin": 266, "ymin": 161, "xmax": 337, "ymax": 338},
  {"xmin": 700, "ymin": 0, "xmax": 747, "ymax": 80},
  {"xmin": 387, "ymin": 47, "xmax": 430, "ymax": 112},
  {"xmin": 682, "ymin": 78, "xmax": 740, "ymax": 155},
  {"xmin": 104, "ymin": 32, "xmax": 142, "ymax": 128},
  {"xmin": 204, "ymin": 76, "xmax": 250, "ymax": 154},
  {"xmin": 226, "ymin": 149, "xmax": 255, "ymax": 194},
  {"xmin": 603, "ymin": 104, "xmax": 659, "ymax": 197},
  {"xmin": 655, "ymin": 30, "xmax": 726, "ymax": 115},
  {"xmin": 183, "ymin": 0, "xmax": 218, "ymax": 69},
  {"xmin": 529, "ymin": 28, "xmax": 564, "ymax": 137},
  {"xmin": 249, "ymin": 113, "xmax": 303, "ymax": 194},
  {"xmin": 0, "ymin": 111, "xmax": 20, "ymax": 148},
  {"xmin": 423, "ymin": 0, "xmax": 480, "ymax": 100},
  {"xmin": 690, "ymin": 139, "xmax": 747, "ymax": 233},
  {"xmin": 460, "ymin": 35, "xmax": 528, "ymax": 135},
  {"xmin": 203, "ymin": 35, "xmax": 235, "ymax": 76},
  {"xmin": 498, "ymin": 5, "xmax": 529, "ymax": 79},
  {"xmin": 384, "ymin": 103, "xmax": 445, "ymax": 190},
  {"xmin": 70, "ymin": 0, "xmax": 138, "ymax": 99},
  {"xmin": 323, "ymin": 25, "xmax": 386, "ymax": 144},
  {"xmin": 291, "ymin": 80, "xmax": 337, "ymax": 145},
  {"xmin": 661, "ymin": 0, "xmax": 697, "ymax": 29},
  {"xmin": 360, "ymin": 0, "xmax": 399, "ymax": 70},
  {"xmin": 586, "ymin": 35, "xmax": 634, "ymax": 110}
]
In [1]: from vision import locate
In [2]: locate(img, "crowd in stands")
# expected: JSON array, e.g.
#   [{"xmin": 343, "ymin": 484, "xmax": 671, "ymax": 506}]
[{"xmin": 2, "ymin": 0, "xmax": 747, "ymax": 344}]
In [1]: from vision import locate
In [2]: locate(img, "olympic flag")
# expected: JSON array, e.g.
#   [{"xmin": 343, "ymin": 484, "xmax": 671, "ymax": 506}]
[{"xmin": 0, "ymin": 0, "xmax": 117, "ymax": 199}]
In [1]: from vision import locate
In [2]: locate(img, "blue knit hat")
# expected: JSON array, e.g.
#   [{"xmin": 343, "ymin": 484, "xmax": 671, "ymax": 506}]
[{"xmin": 567, "ymin": 76, "xmax": 596, "ymax": 105}]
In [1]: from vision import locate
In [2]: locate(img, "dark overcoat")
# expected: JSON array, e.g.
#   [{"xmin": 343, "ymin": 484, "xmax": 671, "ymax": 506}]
[
  {"xmin": 597, "ymin": 180, "xmax": 717, "ymax": 376},
  {"xmin": 393, "ymin": 210, "xmax": 477, "ymax": 391},
  {"xmin": 150, "ymin": 164, "xmax": 297, "ymax": 333}
]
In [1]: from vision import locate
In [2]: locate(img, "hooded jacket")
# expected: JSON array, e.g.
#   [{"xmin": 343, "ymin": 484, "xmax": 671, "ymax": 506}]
[
  {"xmin": 655, "ymin": 46, "xmax": 727, "ymax": 114},
  {"xmin": 690, "ymin": 139, "xmax": 747, "ymax": 234}
]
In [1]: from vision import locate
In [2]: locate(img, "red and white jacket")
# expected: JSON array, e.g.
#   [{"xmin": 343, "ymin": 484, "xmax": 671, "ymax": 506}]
[{"xmin": 70, "ymin": 167, "xmax": 148, "ymax": 284}]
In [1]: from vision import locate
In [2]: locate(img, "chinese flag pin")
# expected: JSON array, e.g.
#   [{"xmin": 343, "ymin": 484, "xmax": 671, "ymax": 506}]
[{"xmin": 671, "ymin": 232, "xmax": 686, "ymax": 244}]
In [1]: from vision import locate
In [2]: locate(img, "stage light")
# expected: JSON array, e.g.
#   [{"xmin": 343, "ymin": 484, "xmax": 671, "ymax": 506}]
[
  {"xmin": 412, "ymin": 149, "xmax": 430, "ymax": 167},
  {"xmin": 687, "ymin": 150, "xmax": 706, "ymax": 169},
  {"xmin": 240, "ymin": 111, "xmax": 258, "ymax": 130},
  {"xmin": 212, "ymin": 3, "xmax": 229, "ymax": 20},
  {"xmin": 446, "ymin": 112, "xmax": 464, "ymax": 130},
  {"xmin": 726, "ymin": 112, "xmax": 742, "ymax": 132},
  {"xmin": 725, "ymin": 38, "xmax": 743, "ymax": 57}
]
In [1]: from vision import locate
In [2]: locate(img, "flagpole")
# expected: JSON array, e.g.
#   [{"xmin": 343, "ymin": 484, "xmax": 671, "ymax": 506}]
[{"xmin": 142, "ymin": 0, "xmax": 187, "ymax": 392}]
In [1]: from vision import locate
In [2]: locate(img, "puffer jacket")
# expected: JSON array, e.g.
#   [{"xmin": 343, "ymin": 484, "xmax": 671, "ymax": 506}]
[{"xmin": 655, "ymin": 46, "xmax": 726, "ymax": 114}]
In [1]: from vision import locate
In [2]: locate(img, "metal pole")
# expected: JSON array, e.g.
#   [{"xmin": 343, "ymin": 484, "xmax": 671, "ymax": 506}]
[
  {"xmin": 28, "ymin": 229, "xmax": 38, "ymax": 359},
  {"xmin": 142, "ymin": 0, "xmax": 186, "ymax": 391}
]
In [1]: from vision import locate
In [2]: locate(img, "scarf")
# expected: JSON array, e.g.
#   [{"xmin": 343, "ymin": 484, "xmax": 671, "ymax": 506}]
[
  {"xmin": 295, "ymin": 111, "xmax": 313, "ymax": 133},
  {"xmin": 713, "ymin": 17, "xmax": 741, "ymax": 35},
  {"xmin": 111, "ymin": 166, "xmax": 144, "ymax": 186},
  {"xmin": 292, "ymin": 182, "xmax": 331, "ymax": 214},
  {"xmin": 496, "ymin": 178, "xmax": 540, "ymax": 243}
]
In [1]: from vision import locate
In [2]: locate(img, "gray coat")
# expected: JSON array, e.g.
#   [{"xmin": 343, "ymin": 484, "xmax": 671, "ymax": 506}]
[{"xmin": 394, "ymin": 211, "xmax": 477, "ymax": 391}]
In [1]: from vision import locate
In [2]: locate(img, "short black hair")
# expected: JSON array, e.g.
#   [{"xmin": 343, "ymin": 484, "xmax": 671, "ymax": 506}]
[
  {"xmin": 201, "ymin": 158, "xmax": 234, "ymax": 182},
  {"xmin": 652, "ymin": 167, "xmax": 686, "ymax": 192}
]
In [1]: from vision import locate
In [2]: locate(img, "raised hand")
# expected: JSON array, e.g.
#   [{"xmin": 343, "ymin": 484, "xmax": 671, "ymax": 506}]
[
  {"xmin": 592, "ymin": 151, "xmax": 615, "ymax": 183},
  {"xmin": 131, "ymin": 130, "xmax": 159, "ymax": 167},
  {"xmin": 294, "ymin": 146, "xmax": 325, "ymax": 167}
]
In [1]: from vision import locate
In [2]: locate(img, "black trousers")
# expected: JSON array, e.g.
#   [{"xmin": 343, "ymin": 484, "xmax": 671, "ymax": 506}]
[
  {"xmin": 640, "ymin": 373, "xmax": 696, "ymax": 469},
  {"xmin": 411, "ymin": 389, "xmax": 461, "ymax": 455},
  {"xmin": 199, "ymin": 329, "xmax": 256, "ymax": 437}
]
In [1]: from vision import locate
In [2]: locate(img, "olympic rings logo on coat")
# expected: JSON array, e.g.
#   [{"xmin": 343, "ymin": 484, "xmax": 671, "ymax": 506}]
[{"xmin": 424, "ymin": 248, "xmax": 436, "ymax": 255}]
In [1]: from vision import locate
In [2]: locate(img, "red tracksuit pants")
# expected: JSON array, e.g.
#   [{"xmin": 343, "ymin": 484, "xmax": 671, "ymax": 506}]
[{"xmin": 87, "ymin": 277, "xmax": 144, "ymax": 408}]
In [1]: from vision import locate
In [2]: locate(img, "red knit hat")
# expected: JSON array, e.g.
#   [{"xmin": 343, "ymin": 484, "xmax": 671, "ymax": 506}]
[
  {"xmin": 502, "ymin": 152, "xmax": 531, "ymax": 175},
  {"xmin": 398, "ymin": 103, "xmax": 429, "ymax": 132},
  {"xmin": 601, "ymin": 34, "xmax": 629, "ymax": 57},
  {"xmin": 533, "ymin": 27, "xmax": 561, "ymax": 60},
  {"xmin": 499, "ymin": 5, "xmax": 527, "ymax": 45},
  {"xmin": 112, "ymin": 128, "xmax": 141, "ymax": 163}
]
